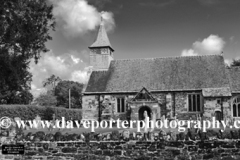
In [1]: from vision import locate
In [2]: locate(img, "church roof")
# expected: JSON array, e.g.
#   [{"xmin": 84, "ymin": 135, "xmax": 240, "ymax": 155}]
[
  {"xmin": 227, "ymin": 66, "xmax": 240, "ymax": 93},
  {"xmin": 84, "ymin": 54, "xmax": 232, "ymax": 93},
  {"xmin": 89, "ymin": 21, "xmax": 113, "ymax": 51}
]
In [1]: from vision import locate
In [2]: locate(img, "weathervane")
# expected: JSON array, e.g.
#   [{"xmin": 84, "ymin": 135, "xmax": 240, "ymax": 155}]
[{"xmin": 100, "ymin": 11, "xmax": 104, "ymax": 23}]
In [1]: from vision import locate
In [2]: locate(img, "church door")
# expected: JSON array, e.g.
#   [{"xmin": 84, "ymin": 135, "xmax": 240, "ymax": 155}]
[{"xmin": 138, "ymin": 106, "xmax": 152, "ymax": 127}]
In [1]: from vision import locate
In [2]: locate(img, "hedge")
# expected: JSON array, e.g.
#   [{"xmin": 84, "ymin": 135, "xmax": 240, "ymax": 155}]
[{"xmin": 0, "ymin": 105, "xmax": 82, "ymax": 121}]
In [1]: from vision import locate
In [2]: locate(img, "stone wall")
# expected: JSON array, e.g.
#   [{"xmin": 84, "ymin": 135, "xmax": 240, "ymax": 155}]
[
  {"xmin": 82, "ymin": 92, "xmax": 238, "ymax": 122},
  {"xmin": 152, "ymin": 93, "xmax": 167, "ymax": 118},
  {"xmin": 82, "ymin": 95, "xmax": 99, "ymax": 120},
  {"xmin": 83, "ymin": 93, "xmax": 165, "ymax": 122},
  {"xmin": 2, "ymin": 140, "xmax": 240, "ymax": 160},
  {"xmin": 203, "ymin": 97, "xmax": 232, "ymax": 121},
  {"xmin": 89, "ymin": 48, "xmax": 113, "ymax": 71},
  {"xmin": 82, "ymin": 95, "xmax": 135, "ymax": 121}
]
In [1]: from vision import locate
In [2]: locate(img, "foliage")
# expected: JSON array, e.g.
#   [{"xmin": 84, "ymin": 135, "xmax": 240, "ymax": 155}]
[
  {"xmin": 0, "ymin": 0, "xmax": 55, "ymax": 104},
  {"xmin": 0, "ymin": 105, "xmax": 82, "ymax": 121},
  {"xmin": 230, "ymin": 58, "xmax": 240, "ymax": 67},
  {"xmin": 43, "ymin": 74, "xmax": 62, "ymax": 91},
  {"xmin": 55, "ymin": 80, "xmax": 84, "ymax": 108},
  {"xmin": 33, "ymin": 90, "xmax": 57, "ymax": 106},
  {"xmin": 33, "ymin": 75, "xmax": 61, "ymax": 107},
  {"xmin": 0, "ymin": 55, "xmax": 33, "ymax": 104}
]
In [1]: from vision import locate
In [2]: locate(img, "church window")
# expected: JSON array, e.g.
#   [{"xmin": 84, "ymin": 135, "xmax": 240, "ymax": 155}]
[
  {"xmin": 188, "ymin": 93, "xmax": 201, "ymax": 112},
  {"xmin": 117, "ymin": 98, "xmax": 125, "ymax": 113},
  {"xmin": 216, "ymin": 98, "xmax": 222, "ymax": 105},
  {"xmin": 233, "ymin": 96, "xmax": 240, "ymax": 117}
]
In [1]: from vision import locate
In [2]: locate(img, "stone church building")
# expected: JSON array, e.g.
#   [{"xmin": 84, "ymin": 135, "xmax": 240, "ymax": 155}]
[{"xmin": 82, "ymin": 20, "xmax": 240, "ymax": 123}]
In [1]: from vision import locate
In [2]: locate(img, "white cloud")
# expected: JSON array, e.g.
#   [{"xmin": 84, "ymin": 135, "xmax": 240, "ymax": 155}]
[
  {"xmin": 71, "ymin": 55, "xmax": 81, "ymax": 64},
  {"xmin": 181, "ymin": 49, "xmax": 198, "ymax": 56},
  {"xmin": 101, "ymin": 11, "xmax": 115, "ymax": 32},
  {"xmin": 29, "ymin": 51, "xmax": 90, "ymax": 97},
  {"xmin": 193, "ymin": 35, "xmax": 225, "ymax": 54},
  {"xmin": 49, "ymin": 0, "xmax": 115, "ymax": 37},
  {"xmin": 181, "ymin": 35, "xmax": 225, "ymax": 56},
  {"xmin": 71, "ymin": 70, "xmax": 88, "ymax": 83},
  {"xmin": 224, "ymin": 59, "xmax": 232, "ymax": 66}
]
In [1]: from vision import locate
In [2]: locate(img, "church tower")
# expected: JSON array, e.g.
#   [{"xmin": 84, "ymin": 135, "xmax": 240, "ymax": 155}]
[{"xmin": 88, "ymin": 16, "xmax": 114, "ymax": 71}]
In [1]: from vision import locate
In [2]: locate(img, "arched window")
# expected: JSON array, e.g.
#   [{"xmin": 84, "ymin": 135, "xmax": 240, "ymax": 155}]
[{"xmin": 233, "ymin": 96, "xmax": 240, "ymax": 117}]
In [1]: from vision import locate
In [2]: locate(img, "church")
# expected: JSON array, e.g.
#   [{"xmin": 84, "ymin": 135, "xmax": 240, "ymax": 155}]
[{"xmin": 82, "ymin": 20, "xmax": 240, "ymax": 123}]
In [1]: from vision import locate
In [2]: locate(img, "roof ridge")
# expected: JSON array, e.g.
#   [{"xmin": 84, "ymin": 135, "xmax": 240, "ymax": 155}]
[
  {"xmin": 113, "ymin": 54, "xmax": 222, "ymax": 61},
  {"xmin": 92, "ymin": 70, "xmax": 109, "ymax": 72}
]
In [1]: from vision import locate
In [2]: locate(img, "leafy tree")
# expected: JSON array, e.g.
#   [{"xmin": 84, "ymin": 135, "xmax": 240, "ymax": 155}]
[
  {"xmin": 43, "ymin": 74, "xmax": 62, "ymax": 91},
  {"xmin": 0, "ymin": 0, "xmax": 55, "ymax": 104},
  {"xmin": 32, "ymin": 75, "xmax": 60, "ymax": 106},
  {"xmin": 33, "ymin": 90, "xmax": 57, "ymax": 106},
  {"xmin": 55, "ymin": 81, "xmax": 84, "ymax": 108},
  {"xmin": 231, "ymin": 58, "xmax": 240, "ymax": 67}
]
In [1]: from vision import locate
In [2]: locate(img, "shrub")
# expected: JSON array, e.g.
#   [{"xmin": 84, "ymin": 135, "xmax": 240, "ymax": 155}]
[
  {"xmin": 206, "ymin": 129, "xmax": 218, "ymax": 137},
  {"xmin": 0, "ymin": 105, "xmax": 82, "ymax": 121},
  {"xmin": 222, "ymin": 130, "xmax": 232, "ymax": 139},
  {"xmin": 111, "ymin": 130, "xmax": 120, "ymax": 140}
]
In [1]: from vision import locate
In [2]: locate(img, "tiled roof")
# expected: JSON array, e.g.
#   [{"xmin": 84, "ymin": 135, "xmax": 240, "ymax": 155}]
[
  {"xmin": 89, "ymin": 21, "xmax": 113, "ymax": 50},
  {"xmin": 85, "ymin": 54, "xmax": 230, "ymax": 93},
  {"xmin": 85, "ymin": 71, "xmax": 111, "ymax": 92},
  {"xmin": 227, "ymin": 66, "xmax": 240, "ymax": 93}
]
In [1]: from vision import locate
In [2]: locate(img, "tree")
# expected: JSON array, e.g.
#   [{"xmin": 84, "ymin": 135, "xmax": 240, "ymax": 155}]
[
  {"xmin": 33, "ymin": 75, "xmax": 60, "ymax": 106},
  {"xmin": 33, "ymin": 91, "xmax": 57, "ymax": 106},
  {"xmin": 55, "ymin": 81, "xmax": 84, "ymax": 108},
  {"xmin": 231, "ymin": 58, "xmax": 240, "ymax": 67},
  {"xmin": 0, "ymin": 0, "xmax": 55, "ymax": 104},
  {"xmin": 43, "ymin": 75, "xmax": 62, "ymax": 91}
]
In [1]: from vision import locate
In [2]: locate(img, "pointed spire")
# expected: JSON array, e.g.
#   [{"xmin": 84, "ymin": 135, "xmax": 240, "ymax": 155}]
[{"xmin": 89, "ymin": 13, "xmax": 114, "ymax": 51}]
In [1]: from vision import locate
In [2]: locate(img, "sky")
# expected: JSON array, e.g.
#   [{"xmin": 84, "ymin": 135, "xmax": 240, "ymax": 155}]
[{"xmin": 30, "ymin": 0, "xmax": 240, "ymax": 97}]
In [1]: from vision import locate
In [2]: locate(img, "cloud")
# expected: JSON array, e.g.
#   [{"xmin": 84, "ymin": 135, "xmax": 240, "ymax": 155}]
[
  {"xmin": 181, "ymin": 35, "xmax": 225, "ymax": 56},
  {"xmin": 101, "ymin": 11, "xmax": 115, "ymax": 32},
  {"xmin": 29, "ymin": 50, "xmax": 90, "ymax": 97},
  {"xmin": 224, "ymin": 59, "xmax": 232, "ymax": 67},
  {"xmin": 49, "ymin": 0, "xmax": 115, "ymax": 37},
  {"xmin": 181, "ymin": 49, "xmax": 198, "ymax": 56},
  {"xmin": 71, "ymin": 55, "xmax": 82, "ymax": 64},
  {"xmin": 71, "ymin": 70, "xmax": 88, "ymax": 82},
  {"xmin": 193, "ymin": 35, "xmax": 225, "ymax": 54}
]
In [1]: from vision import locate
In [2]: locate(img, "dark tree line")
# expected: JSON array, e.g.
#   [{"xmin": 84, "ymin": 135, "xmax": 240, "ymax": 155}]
[
  {"xmin": 34, "ymin": 75, "xmax": 84, "ymax": 108},
  {"xmin": 55, "ymin": 80, "xmax": 84, "ymax": 108},
  {"xmin": 231, "ymin": 58, "xmax": 240, "ymax": 67}
]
